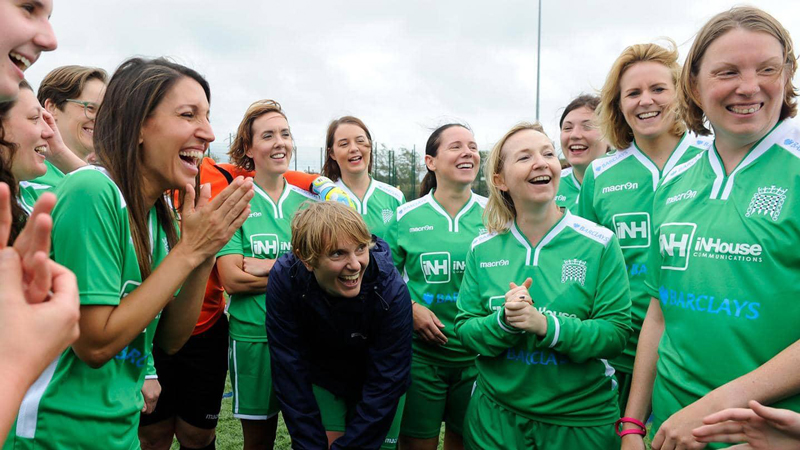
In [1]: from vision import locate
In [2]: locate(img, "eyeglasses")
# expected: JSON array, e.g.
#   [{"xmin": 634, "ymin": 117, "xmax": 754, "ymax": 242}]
[{"xmin": 64, "ymin": 99, "xmax": 99, "ymax": 119}]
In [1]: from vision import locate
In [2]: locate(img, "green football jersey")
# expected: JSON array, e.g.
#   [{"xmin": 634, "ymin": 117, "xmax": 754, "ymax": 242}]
[
  {"xmin": 454, "ymin": 211, "xmax": 632, "ymax": 426},
  {"xmin": 6, "ymin": 166, "xmax": 171, "ymax": 450},
  {"xmin": 555, "ymin": 167, "xmax": 580, "ymax": 212},
  {"xmin": 217, "ymin": 182, "xmax": 318, "ymax": 342},
  {"xmin": 386, "ymin": 191, "xmax": 487, "ymax": 366},
  {"xmin": 646, "ymin": 120, "xmax": 800, "ymax": 431},
  {"xmin": 17, "ymin": 161, "xmax": 65, "ymax": 214},
  {"xmin": 578, "ymin": 133, "xmax": 711, "ymax": 373},
  {"xmin": 334, "ymin": 178, "xmax": 405, "ymax": 239}
]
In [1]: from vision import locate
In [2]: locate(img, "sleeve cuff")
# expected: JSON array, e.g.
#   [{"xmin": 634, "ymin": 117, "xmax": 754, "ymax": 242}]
[
  {"xmin": 542, "ymin": 314, "xmax": 560, "ymax": 348},
  {"xmin": 145, "ymin": 375, "xmax": 158, "ymax": 380},
  {"xmin": 497, "ymin": 310, "xmax": 524, "ymax": 334}
]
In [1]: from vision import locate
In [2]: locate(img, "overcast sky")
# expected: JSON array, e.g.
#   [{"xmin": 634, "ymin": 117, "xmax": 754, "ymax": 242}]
[{"xmin": 23, "ymin": 1, "xmax": 800, "ymax": 171}]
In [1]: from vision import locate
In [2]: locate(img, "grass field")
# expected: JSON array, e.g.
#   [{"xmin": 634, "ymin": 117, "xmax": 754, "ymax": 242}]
[
  {"xmin": 168, "ymin": 376, "xmax": 646, "ymax": 449},
  {"xmin": 168, "ymin": 375, "xmax": 444, "ymax": 449}
]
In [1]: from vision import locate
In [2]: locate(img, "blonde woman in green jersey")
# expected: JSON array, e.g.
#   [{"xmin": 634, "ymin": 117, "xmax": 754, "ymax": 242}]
[
  {"xmin": 556, "ymin": 94, "xmax": 609, "ymax": 212},
  {"xmin": 217, "ymin": 99, "xmax": 317, "ymax": 450},
  {"xmin": 581, "ymin": 41, "xmax": 712, "ymax": 421},
  {"xmin": 5, "ymin": 57, "xmax": 254, "ymax": 450},
  {"xmin": 455, "ymin": 122, "xmax": 631, "ymax": 449},
  {"xmin": 322, "ymin": 116, "xmax": 405, "ymax": 239},
  {"xmin": 623, "ymin": 7, "xmax": 800, "ymax": 450},
  {"xmin": 387, "ymin": 123, "xmax": 485, "ymax": 450}
]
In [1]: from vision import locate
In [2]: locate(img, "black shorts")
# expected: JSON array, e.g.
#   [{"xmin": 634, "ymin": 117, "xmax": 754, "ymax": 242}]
[{"xmin": 139, "ymin": 315, "xmax": 229, "ymax": 429}]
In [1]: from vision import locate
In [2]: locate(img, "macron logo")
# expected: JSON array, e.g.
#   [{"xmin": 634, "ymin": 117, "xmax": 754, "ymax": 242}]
[
  {"xmin": 410, "ymin": 225, "xmax": 434, "ymax": 233},
  {"xmin": 480, "ymin": 259, "xmax": 510, "ymax": 268},
  {"xmin": 248, "ymin": 212, "xmax": 262, "ymax": 218}
]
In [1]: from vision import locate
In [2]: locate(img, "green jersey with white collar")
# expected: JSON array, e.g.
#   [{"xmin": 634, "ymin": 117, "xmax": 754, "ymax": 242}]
[
  {"xmin": 555, "ymin": 167, "xmax": 581, "ymax": 212},
  {"xmin": 6, "ymin": 166, "xmax": 171, "ymax": 450},
  {"xmin": 454, "ymin": 211, "xmax": 631, "ymax": 426},
  {"xmin": 17, "ymin": 161, "xmax": 65, "ymax": 214},
  {"xmin": 578, "ymin": 133, "xmax": 711, "ymax": 373},
  {"xmin": 646, "ymin": 120, "xmax": 800, "ymax": 432},
  {"xmin": 334, "ymin": 178, "xmax": 405, "ymax": 239},
  {"xmin": 217, "ymin": 182, "xmax": 318, "ymax": 342},
  {"xmin": 386, "ymin": 191, "xmax": 487, "ymax": 366}
]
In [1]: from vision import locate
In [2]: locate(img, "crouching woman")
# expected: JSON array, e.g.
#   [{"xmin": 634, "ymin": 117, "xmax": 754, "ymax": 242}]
[{"xmin": 266, "ymin": 201, "xmax": 413, "ymax": 450}]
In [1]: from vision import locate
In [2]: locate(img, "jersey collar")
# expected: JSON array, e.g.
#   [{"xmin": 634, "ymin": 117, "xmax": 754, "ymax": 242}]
[
  {"xmin": 631, "ymin": 132, "xmax": 697, "ymax": 190},
  {"xmin": 253, "ymin": 180, "xmax": 291, "ymax": 218},
  {"xmin": 509, "ymin": 210, "xmax": 570, "ymax": 266},
  {"xmin": 425, "ymin": 189, "xmax": 481, "ymax": 233},
  {"xmin": 707, "ymin": 120, "xmax": 789, "ymax": 200},
  {"xmin": 335, "ymin": 178, "xmax": 375, "ymax": 215}
]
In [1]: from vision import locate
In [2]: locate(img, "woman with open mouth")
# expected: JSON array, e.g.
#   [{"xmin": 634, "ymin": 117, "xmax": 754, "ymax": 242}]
[
  {"xmin": 0, "ymin": 81, "xmax": 54, "ymax": 241},
  {"xmin": 322, "ymin": 116, "xmax": 405, "ymax": 239},
  {"xmin": 6, "ymin": 57, "xmax": 254, "ymax": 450},
  {"xmin": 454, "ymin": 122, "xmax": 631, "ymax": 449},
  {"xmin": 386, "ymin": 123, "xmax": 485, "ymax": 450},
  {"xmin": 216, "ymin": 99, "xmax": 319, "ymax": 450},
  {"xmin": 556, "ymin": 94, "xmax": 610, "ymax": 212},
  {"xmin": 0, "ymin": 0, "xmax": 56, "ymax": 102},
  {"xmin": 622, "ymin": 7, "xmax": 800, "ymax": 450},
  {"xmin": 578, "ymin": 41, "xmax": 713, "ymax": 425}
]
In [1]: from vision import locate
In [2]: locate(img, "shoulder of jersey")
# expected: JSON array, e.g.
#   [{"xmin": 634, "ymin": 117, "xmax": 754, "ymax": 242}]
[
  {"xmin": 471, "ymin": 229, "xmax": 501, "ymax": 250},
  {"xmin": 395, "ymin": 195, "xmax": 430, "ymax": 221},
  {"xmin": 372, "ymin": 180, "xmax": 405, "ymax": 202},
  {"xmin": 687, "ymin": 132, "xmax": 713, "ymax": 151},
  {"xmin": 590, "ymin": 145, "xmax": 635, "ymax": 179},
  {"xmin": 473, "ymin": 193, "xmax": 488, "ymax": 208},
  {"xmin": 774, "ymin": 119, "xmax": 800, "ymax": 160},
  {"xmin": 62, "ymin": 165, "xmax": 127, "ymax": 207},
  {"xmin": 564, "ymin": 213, "xmax": 614, "ymax": 247},
  {"xmin": 560, "ymin": 167, "xmax": 573, "ymax": 178},
  {"xmin": 662, "ymin": 152, "xmax": 705, "ymax": 185},
  {"xmin": 287, "ymin": 184, "xmax": 319, "ymax": 201},
  {"xmin": 18, "ymin": 180, "xmax": 50, "ymax": 191}
]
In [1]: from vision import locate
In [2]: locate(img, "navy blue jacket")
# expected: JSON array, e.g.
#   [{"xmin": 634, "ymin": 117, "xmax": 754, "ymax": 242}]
[{"xmin": 265, "ymin": 237, "xmax": 413, "ymax": 450}]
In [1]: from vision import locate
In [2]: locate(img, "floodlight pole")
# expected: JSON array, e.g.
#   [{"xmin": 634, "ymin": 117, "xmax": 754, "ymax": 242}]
[{"xmin": 535, "ymin": 0, "xmax": 542, "ymax": 121}]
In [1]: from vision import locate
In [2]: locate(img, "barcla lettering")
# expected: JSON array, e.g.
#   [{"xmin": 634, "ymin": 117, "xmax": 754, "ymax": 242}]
[{"xmin": 658, "ymin": 287, "xmax": 760, "ymax": 320}]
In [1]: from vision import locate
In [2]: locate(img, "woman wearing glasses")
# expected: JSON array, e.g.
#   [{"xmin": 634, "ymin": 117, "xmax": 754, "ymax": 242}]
[{"xmin": 38, "ymin": 65, "xmax": 107, "ymax": 164}]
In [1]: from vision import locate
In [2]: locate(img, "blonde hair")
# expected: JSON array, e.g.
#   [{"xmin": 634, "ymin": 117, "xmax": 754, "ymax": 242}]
[
  {"xmin": 483, "ymin": 122, "xmax": 548, "ymax": 234},
  {"xmin": 229, "ymin": 99, "xmax": 288, "ymax": 171},
  {"xmin": 597, "ymin": 40, "xmax": 686, "ymax": 149},
  {"xmin": 291, "ymin": 202, "xmax": 374, "ymax": 268},
  {"xmin": 680, "ymin": 6, "xmax": 798, "ymax": 135}
]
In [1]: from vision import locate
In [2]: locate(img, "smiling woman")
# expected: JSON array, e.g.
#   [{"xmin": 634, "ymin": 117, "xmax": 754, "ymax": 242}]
[
  {"xmin": 5, "ymin": 57, "xmax": 255, "ymax": 450},
  {"xmin": 0, "ymin": 0, "xmax": 57, "ymax": 102},
  {"xmin": 622, "ymin": 7, "xmax": 800, "ymax": 450},
  {"xmin": 265, "ymin": 201, "xmax": 412, "ymax": 450},
  {"xmin": 384, "ymin": 123, "xmax": 486, "ymax": 450},
  {"xmin": 454, "ymin": 121, "xmax": 631, "ymax": 449},
  {"xmin": 216, "ymin": 99, "xmax": 319, "ymax": 449},
  {"xmin": 322, "ymin": 116, "xmax": 405, "ymax": 239}
]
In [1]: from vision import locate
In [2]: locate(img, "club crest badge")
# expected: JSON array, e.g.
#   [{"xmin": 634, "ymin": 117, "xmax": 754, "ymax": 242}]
[
  {"xmin": 746, "ymin": 186, "xmax": 787, "ymax": 221},
  {"xmin": 561, "ymin": 259, "xmax": 587, "ymax": 286}
]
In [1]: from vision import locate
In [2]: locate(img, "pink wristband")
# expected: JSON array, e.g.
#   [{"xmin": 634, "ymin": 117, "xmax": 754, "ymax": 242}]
[{"xmin": 615, "ymin": 417, "xmax": 646, "ymax": 437}]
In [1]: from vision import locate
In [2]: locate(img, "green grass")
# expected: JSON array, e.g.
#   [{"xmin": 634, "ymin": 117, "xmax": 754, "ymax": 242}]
[{"xmin": 169, "ymin": 376, "xmax": 444, "ymax": 449}]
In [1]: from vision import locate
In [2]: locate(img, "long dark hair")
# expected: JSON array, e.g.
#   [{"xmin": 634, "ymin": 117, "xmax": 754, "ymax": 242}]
[
  {"xmin": 94, "ymin": 58, "xmax": 208, "ymax": 279},
  {"xmin": 0, "ymin": 81, "xmax": 34, "ymax": 243},
  {"xmin": 322, "ymin": 116, "xmax": 373, "ymax": 181},
  {"xmin": 419, "ymin": 123, "xmax": 471, "ymax": 197}
]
